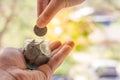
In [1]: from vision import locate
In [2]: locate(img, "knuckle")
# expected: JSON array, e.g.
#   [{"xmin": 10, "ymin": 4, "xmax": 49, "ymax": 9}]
[{"xmin": 63, "ymin": 0, "xmax": 73, "ymax": 8}]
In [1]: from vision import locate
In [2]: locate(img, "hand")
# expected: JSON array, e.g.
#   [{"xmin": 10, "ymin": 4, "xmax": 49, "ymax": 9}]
[
  {"xmin": 37, "ymin": 0, "xmax": 85, "ymax": 28},
  {"xmin": 0, "ymin": 41, "xmax": 74, "ymax": 80}
]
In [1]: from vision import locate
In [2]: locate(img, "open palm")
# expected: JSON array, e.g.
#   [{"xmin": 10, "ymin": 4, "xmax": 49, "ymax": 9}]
[{"xmin": 0, "ymin": 41, "xmax": 74, "ymax": 80}]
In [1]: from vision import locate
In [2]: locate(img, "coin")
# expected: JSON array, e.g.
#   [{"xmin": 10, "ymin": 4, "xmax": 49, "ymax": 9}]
[
  {"xmin": 34, "ymin": 25, "xmax": 47, "ymax": 36},
  {"xmin": 40, "ymin": 40, "xmax": 51, "ymax": 56},
  {"xmin": 23, "ymin": 40, "xmax": 40, "ymax": 60}
]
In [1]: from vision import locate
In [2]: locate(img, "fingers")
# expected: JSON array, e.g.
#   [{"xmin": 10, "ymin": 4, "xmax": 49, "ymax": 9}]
[
  {"xmin": 64, "ymin": 41, "xmax": 75, "ymax": 48},
  {"xmin": 51, "ymin": 41, "xmax": 74, "ymax": 56},
  {"xmin": 48, "ymin": 41, "xmax": 74, "ymax": 71},
  {"xmin": 48, "ymin": 45, "xmax": 72, "ymax": 71},
  {"xmin": 49, "ymin": 41, "xmax": 61, "ymax": 52},
  {"xmin": 37, "ymin": 0, "xmax": 64, "ymax": 28},
  {"xmin": 65, "ymin": 0, "xmax": 85, "ymax": 8},
  {"xmin": 36, "ymin": 0, "xmax": 85, "ymax": 28},
  {"xmin": 37, "ymin": 0, "xmax": 50, "ymax": 17}
]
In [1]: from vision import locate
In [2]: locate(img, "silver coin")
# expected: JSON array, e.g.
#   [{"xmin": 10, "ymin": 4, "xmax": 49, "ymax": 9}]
[{"xmin": 40, "ymin": 40, "xmax": 51, "ymax": 56}]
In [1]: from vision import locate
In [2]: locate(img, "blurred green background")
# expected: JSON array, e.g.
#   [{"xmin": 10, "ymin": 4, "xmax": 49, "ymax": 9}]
[{"xmin": 0, "ymin": 0, "xmax": 120, "ymax": 80}]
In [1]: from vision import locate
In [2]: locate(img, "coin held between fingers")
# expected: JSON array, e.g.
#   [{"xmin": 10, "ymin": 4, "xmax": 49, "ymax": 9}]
[{"xmin": 34, "ymin": 25, "xmax": 47, "ymax": 37}]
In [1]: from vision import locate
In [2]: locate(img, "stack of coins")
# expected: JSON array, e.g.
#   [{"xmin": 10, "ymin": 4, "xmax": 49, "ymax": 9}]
[{"xmin": 23, "ymin": 39, "xmax": 50, "ymax": 70}]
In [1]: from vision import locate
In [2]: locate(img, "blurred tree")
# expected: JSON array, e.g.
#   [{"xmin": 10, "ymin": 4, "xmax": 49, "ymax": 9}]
[
  {"xmin": 0, "ymin": 0, "xmax": 36, "ymax": 47},
  {"xmin": 0, "ymin": 0, "xmax": 16, "ymax": 47}
]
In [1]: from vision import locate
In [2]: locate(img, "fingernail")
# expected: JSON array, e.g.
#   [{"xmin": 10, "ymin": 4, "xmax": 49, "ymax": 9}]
[{"xmin": 66, "ymin": 41, "xmax": 75, "ymax": 48}]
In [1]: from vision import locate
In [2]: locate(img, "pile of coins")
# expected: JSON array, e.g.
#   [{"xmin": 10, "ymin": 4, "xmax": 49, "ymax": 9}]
[{"xmin": 23, "ymin": 39, "xmax": 50, "ymax": 69}]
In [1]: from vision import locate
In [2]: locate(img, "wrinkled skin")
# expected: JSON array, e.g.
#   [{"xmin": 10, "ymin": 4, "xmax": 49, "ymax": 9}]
[
  {"xmin": 0, "ymin": 41, "xmax": 74, "ymax": 80},
  {"xmin": 37, "ymin": 0, "xmax": 85, "ymax": 27}
]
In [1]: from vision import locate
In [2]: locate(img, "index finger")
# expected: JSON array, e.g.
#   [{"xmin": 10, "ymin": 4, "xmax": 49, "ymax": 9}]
[
  {"xmin": 37, "ymin": 0, "xmax": 50, "ymax": 17},
  {"xmin": 37, "ymin": 0, "xmax": 63, "ymax": 28}
]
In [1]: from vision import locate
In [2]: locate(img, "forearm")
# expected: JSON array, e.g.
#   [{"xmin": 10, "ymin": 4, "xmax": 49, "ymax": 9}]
[{"xmin": 0, "ymin": 69, "xmax": 16, "ymax": 80}]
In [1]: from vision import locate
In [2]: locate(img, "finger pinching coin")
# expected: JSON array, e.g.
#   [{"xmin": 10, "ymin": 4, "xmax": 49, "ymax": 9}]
[{"xmin": 34, "ymin": 25, "xmax": 47, "ymax": 37}]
